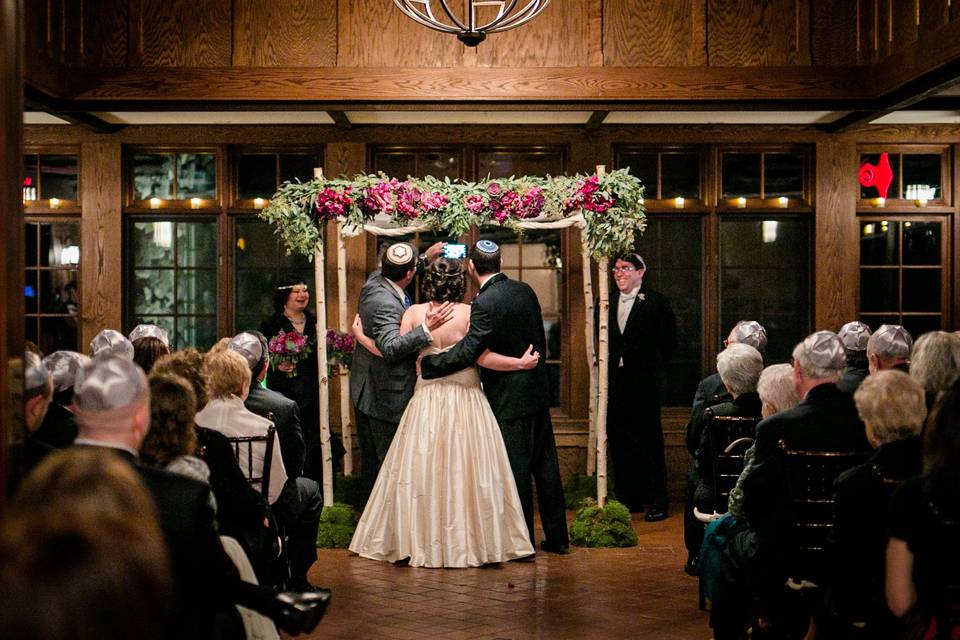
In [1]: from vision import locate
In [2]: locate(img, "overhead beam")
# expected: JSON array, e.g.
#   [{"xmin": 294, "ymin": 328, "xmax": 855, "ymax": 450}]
[
  {"xmin": 25, "ymin": 86, "xmax": 125, "ymax": 134},
  {"xmin": 326, "ymin": 110, "xmax": 351, "ymax": 128},
  {"xmin": 585, "ymin": 110, "xmax": 609, "ymax": 131}
]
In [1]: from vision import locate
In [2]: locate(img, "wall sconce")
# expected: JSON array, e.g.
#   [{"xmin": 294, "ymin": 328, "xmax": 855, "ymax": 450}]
[
  {"xmin": 149, "ymin": 197, "xmax": 161, "ymax": 209},
  {"xmin": 873, "ymin": 197, "xmax": 886, "ymax": 208},
  {"xmin": 777, "ymin": 197, "xmax": 788, "ymax": 208},
  {"xmin": 254, "ymin": 197, "xmax": 266, "ymax": 209},
  {"xmin": 673, "ymin": 197, "xmax": 685, "ymax": 209},
  {"xmin": 190, "ymin": 197, "xmax": 202, "ymax": 209},
  {"xmin": 48, "ymin": 197, "xmax": 60, "ymax": 209},
  {"xmin": 736, "ymin": 197, "xmax": 746, "ymax": 208}
]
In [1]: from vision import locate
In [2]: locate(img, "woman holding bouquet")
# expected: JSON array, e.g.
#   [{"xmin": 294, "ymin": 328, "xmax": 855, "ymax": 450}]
[{"xmin": 260, "ymin": 273, "xmax": 322, "ymax": 481}]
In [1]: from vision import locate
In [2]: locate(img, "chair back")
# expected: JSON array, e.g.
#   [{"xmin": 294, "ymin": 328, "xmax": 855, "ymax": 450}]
[
  {"xmin": 706, "ymin": 410, "xmax": 760, "ymax": 514},
  {"xmin": 225, "ymin": 419, "xmax": 276, "ymax": 501},
  {"xmin": 780, "ymin": 444, "xmax": 870, "ymax": 583}
]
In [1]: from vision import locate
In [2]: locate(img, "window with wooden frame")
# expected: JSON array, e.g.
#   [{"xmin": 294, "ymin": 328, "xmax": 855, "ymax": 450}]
[
  {"xmin": 615, "ymin": 147, "xmax": 703, "ymax": 209},
  {"xmin": 127, "ymin": 149, "xmax": 218, "ymax": 209},
  {"xmin": 719, "ymin": 148, "xmax": 809, "ymax": 207},
  {"xmin": 24, "ymin": 150, "xmax": 82, "ymax": 354},
  {"xmin": 857, "ymin": 145, "xmax": 950, "ymax": 208}
]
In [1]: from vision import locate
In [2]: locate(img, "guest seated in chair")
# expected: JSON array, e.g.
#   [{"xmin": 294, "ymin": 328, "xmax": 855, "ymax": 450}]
[
  {"xmin": 822, "ymin": 370, "xmax": 925, "ymax": 638},
  {"xmin": 867, "ymin": 324, "xmax": 912, "ymax": 375},
  {"xmin": 836, "ymin": 321, "xmax": 872, "ymax": 394},
  {"xmin": 909, "ymin": 330, "xmax": 960, "ymax": 411},
  {"xmin": 684, "ymin": 342, "xmax": 764, "ymax": 574}
]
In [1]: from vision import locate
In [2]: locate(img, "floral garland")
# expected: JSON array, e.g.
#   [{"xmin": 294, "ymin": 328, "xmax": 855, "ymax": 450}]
[{"xmin": 259, "ymin": 169, "xmax": 645, "ymax": 260}]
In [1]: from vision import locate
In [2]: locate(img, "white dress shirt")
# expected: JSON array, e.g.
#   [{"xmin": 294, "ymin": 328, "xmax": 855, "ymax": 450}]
[
  {"xmin": 617, "ymin": 284, "xmax": 642, "ymax": 334},
  {"xmin": 195, "ymin": 395, "xmax": 288, "ymax": 505}
]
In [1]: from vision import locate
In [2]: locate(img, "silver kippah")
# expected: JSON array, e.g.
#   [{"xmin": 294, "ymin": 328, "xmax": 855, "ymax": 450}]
[
  {"xmin": 476, "ymin": 240, "xmax": 498, "ymax": 254},
  {"xmin": 89, "ymin": 329, "xmax": 135, "ymax": 361},
  {"xmin": 870, "ymin": 324, "xmax": 913, "ymax": 359},
  {"xmin": 25, "ymin": 351, "xmax": 51, "ymax": 393},
  {"xmin": 732, "ymin": 320, "xmax": 767, "ymax": 352},
  {"xmin": 384, "ymin": 242, "xmax": 416, "ymax": 265},
  {"xmin": 801, "ymin": 330, "xmax": 846, "ymax": 370},
  {"xmin": 838, "ymin": 321, "xmax": 872, "ymax": 351},
  {"xmin": 43, "ymin": 350, "xmax": 92, "ymax": 392},
  {"xmin": 129, "ymin": 323, "xmax": 169, "ymax": 347},
  {"xmin": 228, "ymin": 332, "xmax": 263, "ymax": 369},
  {"xmin": 73, "ymin": 356, "xmax": 147, "ymax": 413}
]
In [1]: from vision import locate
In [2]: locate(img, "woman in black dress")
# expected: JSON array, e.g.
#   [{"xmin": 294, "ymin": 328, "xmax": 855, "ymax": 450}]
[{"xmin": 259, "ymin": 274, "xmax": 321, "ymax": 481}]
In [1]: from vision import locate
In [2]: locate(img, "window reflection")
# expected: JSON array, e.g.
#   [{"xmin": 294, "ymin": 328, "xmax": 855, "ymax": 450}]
[{"xmin": 24, "ymin": 221, "xmax": 81, "ymax": 353}]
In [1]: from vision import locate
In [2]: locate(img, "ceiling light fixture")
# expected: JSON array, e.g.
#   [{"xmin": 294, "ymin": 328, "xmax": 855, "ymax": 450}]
[{"xmin": 393, "ymin": 0, "xmax": 551, "ymax": 46}]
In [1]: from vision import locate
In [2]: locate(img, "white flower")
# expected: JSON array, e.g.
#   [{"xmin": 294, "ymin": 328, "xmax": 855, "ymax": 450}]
[{"xmin": 638, "ymin": 293, "xmax": 646, "ymax": 302}]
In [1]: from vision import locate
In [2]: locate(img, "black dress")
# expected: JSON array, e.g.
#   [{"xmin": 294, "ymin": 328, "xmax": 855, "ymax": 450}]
[{"xmin": 260, "ymin": 311, "xmax": 321, "ymax": 481}]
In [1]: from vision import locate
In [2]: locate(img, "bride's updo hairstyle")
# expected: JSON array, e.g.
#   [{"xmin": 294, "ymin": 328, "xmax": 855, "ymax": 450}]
[{"xmin": 423, "ymin": 258, "xmax": 466, "ymax": 304}]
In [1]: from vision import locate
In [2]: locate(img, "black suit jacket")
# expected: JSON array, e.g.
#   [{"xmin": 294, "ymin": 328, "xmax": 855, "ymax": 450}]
[
  {"xmin": 608, "ymin": 286, "xmax": 677, "ymax": 384},
  {"xmin": 245, "ymin": 385, "xmax": 305, "ymax": 479},
  {"xmin": 420, "ymin": 273, "xmax": 550, "ymax": 421},
  {"xmin": 740, "ymin": 382, "xmax": 871, "ymax": 538},
  {"xmin": 685, "ymin": 372, "xmax": 734, "ymax": 456},
  {"xmin": 32, "ymin": 402, "xmax": 77, "ymax": 449}
]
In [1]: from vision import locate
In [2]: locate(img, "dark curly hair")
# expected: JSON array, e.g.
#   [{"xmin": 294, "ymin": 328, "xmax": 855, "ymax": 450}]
[
  {"xmin": 140, "ymin": 373, "xmax": 198, "ymax": 469},
  {"xmin": 422, "ymin": 258, "xmax": 466, "ymax": 303}
]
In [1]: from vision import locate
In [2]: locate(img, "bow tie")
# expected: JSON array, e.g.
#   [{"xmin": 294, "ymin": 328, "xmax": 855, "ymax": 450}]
[{"xmin": 621, "ymin": 290, "xmax": 640, "ymax": 304}]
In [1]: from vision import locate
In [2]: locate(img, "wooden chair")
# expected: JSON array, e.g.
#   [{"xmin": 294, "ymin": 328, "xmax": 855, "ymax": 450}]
[
  {"xmin": 693, "ymin": 411, "xmax": 759, "ymax": 523},
  {"xmin": 225, "ymin": 422, "xmax": 277, "ymax": 501}
]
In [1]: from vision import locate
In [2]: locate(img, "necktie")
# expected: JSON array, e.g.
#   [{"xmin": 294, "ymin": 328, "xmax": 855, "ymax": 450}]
[{"xmin": 402, "ymin": 292, "xmax": 411, "ymax": 309}]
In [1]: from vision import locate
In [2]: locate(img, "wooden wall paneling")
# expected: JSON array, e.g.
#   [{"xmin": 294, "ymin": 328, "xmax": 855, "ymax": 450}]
[
  {"xmin": 810, "ymin": 0, "xmax": 859, "ymax": 66},
  {"xmin": 80, "ymin": 141, "xmax": 122, "ymax": 346},
  {"xmin": 2, "ymin": 0, "xmax": 26, "ymax": 504},
  {"xmin": 890, "ymin": 0, "xmax": 919, "ymax": 55},
  {"xmin": 872, "ymin": 16, "xmax": 960, "ymax": 95},
  {"xmin": 603, "ymin": 0, "xmax": 705, "ymax": 67},
  {"xmin": 707, "ymin": 0, "xmax": 810, "ymax": 66},
  {"xmin": 919, "ymin": 0, "xmax": 950, "ymax": 35},
  {"xmin": 128, "ymin": 0, "xmax": 232, "ymax": 67},
  {"xmin": 857, "ymin": 0, "xmax": 882, "ymax": 64},
  {"xmin": 82, "ymin": 0, "xmax": 128, "ymax": 67},
  {"xmin": 233, "ymin": 0, "xmax": 337, "ymax": 67},
  {"xmin": 814, "ymin": 139, "xmax": 858, "ymax": 330},
  {"xmin": 477, "ymin": 0, "xmax": 592, "ymax": 67},
  {"xmin": 337, "ymin": 0, "xmax": 464, "ymax": 67}
]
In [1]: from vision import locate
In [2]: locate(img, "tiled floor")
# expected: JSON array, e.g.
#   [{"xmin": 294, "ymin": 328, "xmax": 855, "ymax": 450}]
[{"xmin": 303, "ymin": 510, "xmax": 710, "ymax": 639}]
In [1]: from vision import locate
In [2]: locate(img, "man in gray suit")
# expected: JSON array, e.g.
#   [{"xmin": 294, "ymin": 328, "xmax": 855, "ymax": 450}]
[{"xmin": 350, "ymin": 241, "xmax": 453, "ymax": 494}]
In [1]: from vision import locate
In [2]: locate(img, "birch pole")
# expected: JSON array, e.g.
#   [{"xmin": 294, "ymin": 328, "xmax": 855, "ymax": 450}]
[
  {"xmin": 336, "ymin": 223, "xmax": 354, "ymax": 475},
  {"xmin": 313, "ymin": 167, "xmax": 334, "ymax": 506},
  {"xmin": 580, "ymin": 229, "xmax": 598, "ymax": 476},
  {"xmin": 594, "ymin": 164, "xmax": 609, "ymax": 507}
]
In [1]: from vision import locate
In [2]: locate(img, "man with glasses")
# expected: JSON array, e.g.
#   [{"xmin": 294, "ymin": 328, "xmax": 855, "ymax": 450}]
[{"xmin": 608, "ymin": 253, "xmax": 677, "ymax": 521}]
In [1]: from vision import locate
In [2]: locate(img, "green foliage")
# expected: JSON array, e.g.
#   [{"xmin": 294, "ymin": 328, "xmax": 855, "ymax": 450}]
[
  {"xmin": 333, "ymin": 472, "xmax": 371, "ymax": 512},
  {"xmin": 563, "ymin": 472, "xmax": 615, "ymax": 510},
  {"xmin": 315, "ymin": 502, "xmax": 357, "ymax": 549},
  {"xmin": 569, "ymin": 499, "xmax": 638, "ymax": 548}
]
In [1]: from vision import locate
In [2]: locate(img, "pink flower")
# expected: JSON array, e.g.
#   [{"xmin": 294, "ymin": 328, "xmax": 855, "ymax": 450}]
[
  {"xmin": 487, "ymin": 182, "xmax": 502, "ymax": 197},
  {"xmin": 463, "ymin": 194, "xmax": 485, "ymax": 213},
  {"xmin": 420, "ymin": 191, "xmax": 448, "ymax": 211}
]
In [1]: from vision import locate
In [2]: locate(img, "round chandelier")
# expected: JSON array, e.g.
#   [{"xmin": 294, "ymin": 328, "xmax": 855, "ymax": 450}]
[{"xmin": 393, "ymin": 0, "xmax": 552, "ymax": 46}]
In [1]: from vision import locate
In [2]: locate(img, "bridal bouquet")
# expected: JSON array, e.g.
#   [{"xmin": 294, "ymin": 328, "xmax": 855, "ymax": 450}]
[
  {"xmin": 326, "ymin": 329, "xmax": 354, "ymax": 376},
  {"xmin": 268, "ymin": 330, "xmax": 313, "ymax": 378}
]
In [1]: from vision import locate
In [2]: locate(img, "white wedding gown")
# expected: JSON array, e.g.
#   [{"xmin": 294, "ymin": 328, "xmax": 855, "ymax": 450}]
[{"xmin": 349, "ymin": 345, "xmax": 534, "ymax": 568}]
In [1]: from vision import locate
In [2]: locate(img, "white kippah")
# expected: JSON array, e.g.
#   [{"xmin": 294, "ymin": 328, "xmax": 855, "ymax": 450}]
[
  {"xmin": 74, "ymin": 357, "xmax": 147, "ymax": 413},
  {"xmin": 732, "ymin": 320, "xmax": 767, "ymax": 351},
  {"xmin": 89, "ymin": 329, "xmax": 135, "ymax": 361},
  {"xmin": 837, "ymin": 321, "xmax": 872, "ymax": 351},
  {"xmin": 800, "ymin": 331, "xmax": 846, "ymax": 370},
  {"xmin": 43, "ymin": 350, "xmax": 92, "ymax": 392},
  {"xmin": 869, "ymin": 324, "xmax": 913, "ymax": 359},
  {"xmin": 129, "ymin": 323, "xmax": 169, "ymax": 347},
  {"xmin": 25, "ymin": 352, "xmax": 51, "ymax": 393},
  {"xmin": 476, "ymin": 240, "xmax": 499, "ymax": 254},
  {"xmin": 385, "ymin": 242, "xmax": 415, "ymax": 265},
  {"xmin": 228, "ymin": 332, "xmax": 264, "ymax": 369}
]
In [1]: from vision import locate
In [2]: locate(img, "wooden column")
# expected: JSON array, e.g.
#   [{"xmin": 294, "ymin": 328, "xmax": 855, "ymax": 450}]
[
  {"xmin": 80, "ymin": 141, "xmax": 123, "ymax": 346},
  {"xmin": 0, "ymin": 0, "xmax": 24, "ymax": 504},
  {"xmin": 814, "ymin": 139, "xmax": 858, "ymax": 330}
]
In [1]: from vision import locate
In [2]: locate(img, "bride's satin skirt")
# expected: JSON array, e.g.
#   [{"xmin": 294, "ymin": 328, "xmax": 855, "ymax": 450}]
[{"xmin": 349, "ymin": 371, "xmax": 534, "ymax": 568}]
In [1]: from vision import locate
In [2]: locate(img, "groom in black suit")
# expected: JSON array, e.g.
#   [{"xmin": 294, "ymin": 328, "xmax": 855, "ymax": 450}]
[{"xmin": 420, "ymin": 240, "xmax": 569, "ymax": 553}]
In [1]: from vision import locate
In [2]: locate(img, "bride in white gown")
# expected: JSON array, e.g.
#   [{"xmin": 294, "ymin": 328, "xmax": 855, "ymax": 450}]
[{"xmin": 349, "ymin": 258, "xmax": 537, "ymax": 567}]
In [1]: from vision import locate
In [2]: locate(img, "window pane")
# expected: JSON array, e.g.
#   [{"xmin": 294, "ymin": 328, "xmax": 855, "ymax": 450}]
[
  {"xmin": 134, "ymin": 154, "xmax": 174, "ymax": 200},
  {"xmin": 901, "ymin": 315, "xmax": 942, "ymax": 337},
  {"xmin": 177, "ymin": 153, "xmax": 217, "ymax": 198},
  {"xmin": 40, "ymin": 316, "xmax": 79, "ymax": 354},
  {"xmin": 40, "ymin": 223, "xmax": 81, "ymax": 267},
  {"xmin": 661, "ymin": 153, "xmax": 700, "ymax": 199},
  {"xmin": 902, "ymin": 269, "xmax": 941, "ymax": 312},
  {"xmin": 23, "ymin": 155, "xmax": 38, "ymax": 202},
  {"xmin": 859, "ymin": 269, "xmax": 899, "ymax": 312},
  {"xmin": 175, "ymin": 316, "xmax": 218, "ymax": 352},
  {"xmin": 860, "ymin": 221, "xmax": 899, "ymax": 266},
  {"xmin": 279, "ymin": 154, "xmax": 321, "ymax": 185},
  {"xmin": 236, "ymin": 220, "xmax": 279, "ymax": 270},
  {"xmin": 134, "ymin": 269, "xmax": 175, "ymax": 314},
  {"xmin": 902, "ymin": 221, "xmax": 941, "ymax": 265},
  {"xmin": 176, "ymin": 269, "xmax": 217, "ymax": 314},
  {"xmin": 859, "ymin": 153, "xmax": 900, "ymax": 199},
  {"xmin": 722, "ymin": 153, "xmax": 761, "ymax": 198},
  {"xmin": 133, "ymin": 222, "xmax": 175, "ymax": 267},
  {"xmin": 764, "ymin": 153, "xmax": 804, "ymax": 199},
  {"xmin": 40, "ymin": 270, "xmax": 78, "ymax": 314},
  {"xmin": 477, "ymin": 150, "xmax": 563, "ymax": 180},
  {"xmin": 177, "ymin": 222, "xmax": 217, "ymax": 268},
  {"xmin": 618, "ymin": 152, "xmax": 658, "ymax": 198},
  {"xmin": 24, "ymin": 270, "xmax": 38, "ymax": 314},
  {"xmin": 373, "ymin": 152, "xmax": 416, "ymax": 179},
  {"xmin": 635, "ymin": 217, "xmax": 702, "ymax": 405},
  {"xmin": 720, "ymin": 217, "xmax": 811, "ymax": 363},
  {"xmin": 237, "ymin": 154, "xmax": 277, "ymax": 200},
  {"xmin": 236, "ymin": 270, "xmax": 277, "ymax": 328},
  {"xmin": 39, "ymin": 155, "xmax": 79, "ymax": 201},
  {"xmin": 25, "ymin": 223, "xmax": 38, "ymax": 267},
  {"xmin": 901, "ymin": 154, "xmax": 941, "ymax": 201},
  {"xmin": 419, "ymin": 151, "xmax": 461, "ymax": 180}
]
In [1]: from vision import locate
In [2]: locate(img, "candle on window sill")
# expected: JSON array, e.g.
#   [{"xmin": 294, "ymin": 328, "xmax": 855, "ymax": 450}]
[
  {"xmin": 873, "ymin": 197, "xmax": 886, "ymax": 208},
  {"xmin": 254, "ymin": 197, "xmax": 266, "ymax": 209},
  {"xmin": 149, "ymin": 197, "xmax": 161, "ymax": 209},
  {"xmin": 674, "ymin": 197, "xmax": 685, "ymax": 209},
  {"xmin": 736, "ymin": 197, "xmax": 746, "ymax": 208},
  {"xmin": 313, "ymin": 167, "xmax": 324, "ymax": 181},
  {"xmin": 914, "ymin": 198, "xmax": 928, "ymax": 208},
  {"xmin": 48, "ymin": 197, "xmax": 60, "ymax": 209},
  {"xmin": 777, "ymin": 197, "xmax": 788, "ymax": 208},
  {"xmin": 190, "ymin": 197, "xmax": 202, "ymax": 209}
]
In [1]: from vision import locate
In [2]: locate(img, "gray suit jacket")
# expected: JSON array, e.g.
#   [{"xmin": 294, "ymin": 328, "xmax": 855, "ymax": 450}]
[{"xmin": 349, "ymin": 272, "xmax": 431, "ymax": 423}]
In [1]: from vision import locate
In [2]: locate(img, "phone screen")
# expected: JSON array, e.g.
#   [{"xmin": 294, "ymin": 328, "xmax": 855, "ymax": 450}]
[{"xmin": 442, "ymin": 244, "xmax": 467, "ymax": 259}]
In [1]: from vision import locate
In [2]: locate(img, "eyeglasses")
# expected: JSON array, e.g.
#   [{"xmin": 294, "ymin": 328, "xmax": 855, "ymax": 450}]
[{"xmin": 611, "ymin": 266, "xmax": 636, "ymax": 274}]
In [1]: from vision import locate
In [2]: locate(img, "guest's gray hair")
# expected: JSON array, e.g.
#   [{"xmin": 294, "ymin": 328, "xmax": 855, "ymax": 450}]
[
  {"xmin": 854, "ymin": 370, "xmax": 926, "ymax": 444},
  {"xmin": 910, "ymin": 331, "xmax": 960, "ymax": 395},
  {"xmin": 716, "ymin": 343, "xmax": 764, "ymax": 396},
  {"xmin": 756, "ymin": 363, "xmax": 800, "ymax": 415}
]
